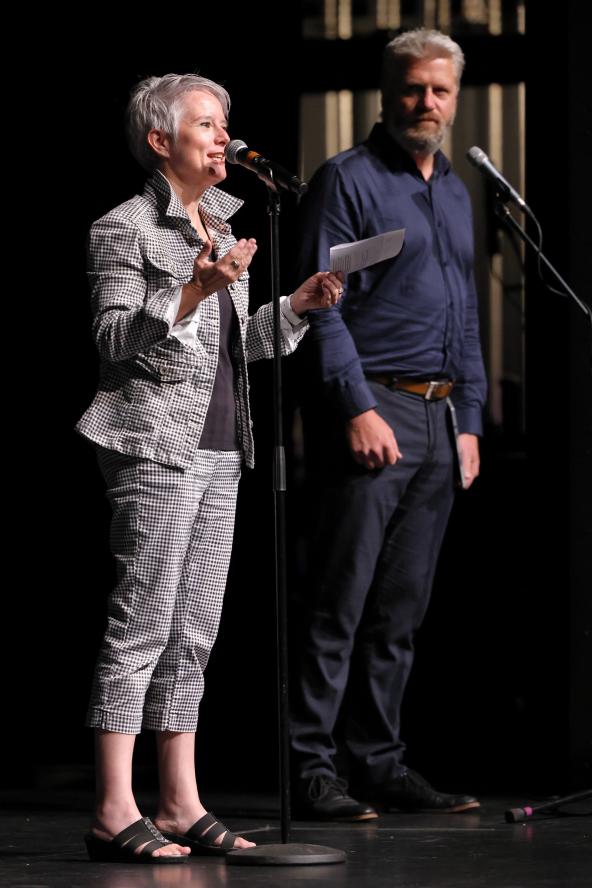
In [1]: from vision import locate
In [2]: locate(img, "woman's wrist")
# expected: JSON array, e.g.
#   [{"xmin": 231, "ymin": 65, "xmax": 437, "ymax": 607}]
[
  {"xmin": 288, "ymin": 293, "xmax": 305, "ymax": 317},
  {"xmin": 183, "ymin": 280, "xmax": 205, "ymax": 301}
]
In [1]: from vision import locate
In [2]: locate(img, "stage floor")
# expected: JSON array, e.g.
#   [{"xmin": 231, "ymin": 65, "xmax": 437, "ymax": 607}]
[{"xmin": 1, "ymin": 790, "xmax": 590, "ymax": 886}]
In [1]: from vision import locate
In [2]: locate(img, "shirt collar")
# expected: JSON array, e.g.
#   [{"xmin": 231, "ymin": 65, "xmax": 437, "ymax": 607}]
[
  {"xmin": 143, "ymin": 169, "xmax": 244, "ymax": 233},
  {"xmin": 367, "ymin": 122, "xmax": 451, "ymax": 179}
]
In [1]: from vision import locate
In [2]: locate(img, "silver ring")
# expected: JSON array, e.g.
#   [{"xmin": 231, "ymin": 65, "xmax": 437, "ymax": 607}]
[{"xmin": 230, "ymin": 259, "xmax": 241, "ymax": 270}]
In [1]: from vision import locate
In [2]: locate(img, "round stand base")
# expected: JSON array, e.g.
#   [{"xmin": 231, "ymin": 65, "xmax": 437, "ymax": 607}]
[{"xmin": 226, "ymin": 842, "xmax": 347, "ymax": 866}]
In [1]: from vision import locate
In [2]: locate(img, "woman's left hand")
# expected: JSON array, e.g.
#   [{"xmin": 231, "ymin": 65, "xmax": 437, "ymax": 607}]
[{"xmin": 290, "ymin": 271, "xmax": 345, "ymax": 316}]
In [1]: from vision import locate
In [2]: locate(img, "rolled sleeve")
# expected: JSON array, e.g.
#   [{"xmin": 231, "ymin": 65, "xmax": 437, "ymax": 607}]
[
  {"xmin": 296, "ymin": 164, "xmax": 373, "ymax": 418},
  {"xmin": 244, "ymin": 298, "xmax": 308, "ymax": 362}
]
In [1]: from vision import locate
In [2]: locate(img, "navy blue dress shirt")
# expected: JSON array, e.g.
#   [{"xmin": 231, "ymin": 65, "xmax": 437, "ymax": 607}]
[{"xmin": 296, "ymin": 123, "xmax": 487, "ymax": 435}]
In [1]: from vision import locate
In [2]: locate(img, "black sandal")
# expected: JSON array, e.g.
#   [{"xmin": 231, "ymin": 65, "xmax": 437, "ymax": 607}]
[
  {"xmin": 162, "ymin": 811, "xmax": 241, "ymax": 855},
  {"xmin": 85, "ymin": 816, "xmax": 189, "ymax": 864}
]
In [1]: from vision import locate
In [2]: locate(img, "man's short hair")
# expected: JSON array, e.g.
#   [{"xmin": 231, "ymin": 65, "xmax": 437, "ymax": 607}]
[{"xmin": 382, "ymin": 28, "xmax": 465, "ymax": 97}]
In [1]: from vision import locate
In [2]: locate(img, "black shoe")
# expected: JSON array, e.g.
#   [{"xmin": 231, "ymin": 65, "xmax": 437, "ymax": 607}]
[
  {"xmin": 293, "ymin": 775, "xmax": 379, "ymax": 822},
  {"xmin": 373, "ymin": 769, "xmax": 480, "ymax": 813}
]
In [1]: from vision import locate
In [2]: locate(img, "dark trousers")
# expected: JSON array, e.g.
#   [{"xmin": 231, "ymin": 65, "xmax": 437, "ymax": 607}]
[{"xmin": 290, "ymin": 383, "xmax": 456, "ymax": 787}]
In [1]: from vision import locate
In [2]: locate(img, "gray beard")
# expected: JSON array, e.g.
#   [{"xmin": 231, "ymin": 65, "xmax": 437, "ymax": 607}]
[{"xmin": 386, "ymin": 120, "xmax": 448, "ymax": 156}]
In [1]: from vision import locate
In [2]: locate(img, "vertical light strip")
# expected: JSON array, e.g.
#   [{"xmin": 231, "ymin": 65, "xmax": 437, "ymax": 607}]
[
  {"xmin": 437, "ymin": 0, "xmax": 451, "ymax": 32},
  {"xmin": 325, "ymin": 92, "xmax": 340, "ymax": 158},
  {"xmin": 299, "ymin": 94, "xmax": 331, "ymax": 181},
  {"xmin": 488, "ymin": 0, "xmax": 502, "ymax": 35},
  {"xmin": 376, "ymin": 0, "xmax": 401, "ymax": 30},
  {"xmin": 324, "ymin": 90, "xmax": 354, "ymax": 158},
  {"xmin": 298, "ymin": 90, "xmax": 355, "ymax": 182},
  {"xmin": 461, "ymin": 0, "xmax": 488, "ymax": 25},
  {"xmin": 517, "ymin": 1, "xmax": 525, "ymax": 33},
  {"xmin": 423, "ymin": 0, "xmax": 437, "ymax": 29},
  {"xmin": 488, "ymin": 83, "xmax": 504, "ymax": 425},
  {"xmin": 324, "ymin": 0, "xmax": 338, "ymax": 38},
  {"xmin": 338, "ymin": 90, "xmax": 354, "ymax": 151},
  {"xmin": 353, "ymin": 90, "xmax": 382, "ymax": 145},
  {"xmin": 337, "ymin": 0, "xmax": 352, "ymax": 39}
]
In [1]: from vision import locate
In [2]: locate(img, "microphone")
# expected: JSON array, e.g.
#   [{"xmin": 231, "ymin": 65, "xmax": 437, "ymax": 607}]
[
  {"xmin": 225, "ymin": 139, "xmax": 307, "ymax": 195},
  {"xmin": 466, "ymin": 146, "xmax": 526, "ymax": 210}
]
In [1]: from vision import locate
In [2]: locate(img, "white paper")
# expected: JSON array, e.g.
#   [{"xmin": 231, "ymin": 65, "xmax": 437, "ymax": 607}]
[
  {"xmin": 329, "ymin": 228, "xmax": 405, "ymax": 274},
  {"xmin": 446, "ymin": 397, "xmax": 468, "ymax": 490}
]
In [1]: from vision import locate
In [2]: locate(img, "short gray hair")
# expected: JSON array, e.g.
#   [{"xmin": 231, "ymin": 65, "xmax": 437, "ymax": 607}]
[
  {"xmin": 126, "ymin": 73, "xmax": 231, "ymax": 171},
  {"xmin": 382, "ymin": 28, "xmax": 465, "ymax": 96}
]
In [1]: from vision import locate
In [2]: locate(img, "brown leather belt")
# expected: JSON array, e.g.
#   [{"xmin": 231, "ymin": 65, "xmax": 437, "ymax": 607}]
[{"xmin": 366, "ymin": 374, "xmax": 454, "ymax": 401}]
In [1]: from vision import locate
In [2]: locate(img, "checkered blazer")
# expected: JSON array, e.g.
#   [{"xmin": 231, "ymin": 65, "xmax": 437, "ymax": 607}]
[{"xmin": 77, "ymin": 171, "xmax": 306, "ymax": 469}]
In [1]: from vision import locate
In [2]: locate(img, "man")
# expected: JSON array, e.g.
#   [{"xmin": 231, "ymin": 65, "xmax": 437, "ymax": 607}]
[{"xmin": 290, "ymin": 29, "xmax": 487, "ymax": 820}]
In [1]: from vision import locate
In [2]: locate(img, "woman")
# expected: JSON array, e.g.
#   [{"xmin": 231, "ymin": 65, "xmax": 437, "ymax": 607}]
[{"xmin": 77, "ymin": 73, "xmax": 343, "ymax": 864}]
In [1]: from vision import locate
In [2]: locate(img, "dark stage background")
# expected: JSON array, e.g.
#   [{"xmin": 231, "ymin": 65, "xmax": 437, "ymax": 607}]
[{"xmin": 12, "ymin": 3, "xmax": 590, "ymax": 800}]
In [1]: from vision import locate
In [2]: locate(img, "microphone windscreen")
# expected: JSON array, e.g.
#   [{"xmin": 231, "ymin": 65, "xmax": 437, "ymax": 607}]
[
  {"xmin": 466, "ymin": 146, "xmax": 487, "ymax": 168},
  {"xmin": 225, "ymin": 140, "xmax": 248, "ymax": 164}
]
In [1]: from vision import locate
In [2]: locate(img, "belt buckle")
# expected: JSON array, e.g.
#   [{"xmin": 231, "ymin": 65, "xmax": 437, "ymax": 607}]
[{"xmin": 424, "ymin": 381, "xmax": 439, "ymax": 400}]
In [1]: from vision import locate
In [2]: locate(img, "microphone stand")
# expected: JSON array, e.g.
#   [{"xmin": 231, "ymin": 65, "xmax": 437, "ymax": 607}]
[
  {"xmin": 493, "ymin": 199, "xmax": 591, "ymax": 323},
  {"xmin": 493, "ymin": 191, "xmax": 591, "ymax": 821},
  {"xmin": 505, "ymin": 789, "xmax": 592, "ymax": 822},
  {"xmin": 227, "ymin": 173, "xmax": 345, "ymax": 867}
]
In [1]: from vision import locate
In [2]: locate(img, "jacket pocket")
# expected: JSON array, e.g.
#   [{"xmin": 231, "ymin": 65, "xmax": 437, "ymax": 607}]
[{"xmin": 132, "ymin": 354, "xmax": 188, "ymax": 383}]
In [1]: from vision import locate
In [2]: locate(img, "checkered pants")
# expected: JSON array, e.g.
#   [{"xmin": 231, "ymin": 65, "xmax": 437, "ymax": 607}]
[{"xmin": 86, "ymin": 446, "xmax": 242, "ymax": 733}]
